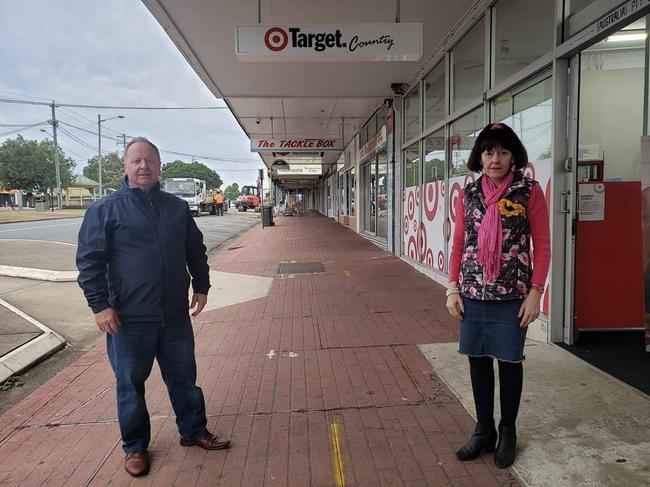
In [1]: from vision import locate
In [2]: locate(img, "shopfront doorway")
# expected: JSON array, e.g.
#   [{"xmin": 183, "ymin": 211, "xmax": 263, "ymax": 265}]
[
  {"xmin": 562, "ymin": 18, "xmax": 650, "ymax": 393},
  {"xmin": 362, "ymin": 151, "xmax": 389, "ymax": 241}
]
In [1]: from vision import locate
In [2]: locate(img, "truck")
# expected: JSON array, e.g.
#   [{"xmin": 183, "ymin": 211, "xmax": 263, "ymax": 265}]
[
  {"xmin": 162, "ymin": 178, "xmax": 217, "ymax": 216},
  {"xmin": 235, "ymin": 185, "xmax": 261, "ymax": 212}
]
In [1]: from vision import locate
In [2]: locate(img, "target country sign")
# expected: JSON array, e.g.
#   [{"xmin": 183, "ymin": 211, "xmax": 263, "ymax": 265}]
[{"xmin": 236, "ymin": 24, "xmax": 422, "ymax": 62}]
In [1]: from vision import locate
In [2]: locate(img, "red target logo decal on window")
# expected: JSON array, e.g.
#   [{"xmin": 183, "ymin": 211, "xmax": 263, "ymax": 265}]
[{"xmin": 264, "ymin": 27, "xmax": 289, "ymax": 52}]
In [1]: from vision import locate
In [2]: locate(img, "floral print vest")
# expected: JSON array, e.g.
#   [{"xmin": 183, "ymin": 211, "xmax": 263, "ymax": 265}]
[{"xmin": 460, "ymin": 170, "xmax": 536, "ymax": 301}]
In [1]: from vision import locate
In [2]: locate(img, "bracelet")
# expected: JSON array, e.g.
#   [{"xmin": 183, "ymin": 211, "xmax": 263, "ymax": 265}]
[
  {"xmin": 531, "ymin": 283, "xmax": 545, "ymax": 294},
  {"xmin": 446, "ymin": 287, "xmax": 460, "ymax": 297}
]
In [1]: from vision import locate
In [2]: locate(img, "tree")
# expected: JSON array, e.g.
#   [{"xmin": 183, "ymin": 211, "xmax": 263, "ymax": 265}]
[
  {"xmin": 83, "ymin": 152, "xmax": 124, "ymax": 189},
  {"xmin": 224, "ymin": 183, "xmax": 240, "ymax": 200},
  {"xmin": 160, "ymin": 160, "xmax": 222, "ymax": 189},
  {"xmin": 0, "ymin": 135, "xmax": 75, "ymax": 192}
]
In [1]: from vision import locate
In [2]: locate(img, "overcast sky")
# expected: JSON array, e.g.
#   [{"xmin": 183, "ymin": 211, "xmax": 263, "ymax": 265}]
[{"xmin": 0, "ymin": 0, "xmax": 263, "ymax": 189}]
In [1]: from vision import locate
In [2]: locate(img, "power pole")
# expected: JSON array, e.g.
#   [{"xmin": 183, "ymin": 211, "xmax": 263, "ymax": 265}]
[
  {"xmin": 97, "ymin": 115, "xmax": 103, "ymax": 197},
  {"xmin": 51, "ymin": 101, "xmax": 62, "ymax": 209}
]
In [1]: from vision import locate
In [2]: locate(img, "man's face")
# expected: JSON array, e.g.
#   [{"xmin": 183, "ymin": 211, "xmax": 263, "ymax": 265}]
[{"xmin": 123, "ymin": 142, "xmax": 161, "ymax": 191}]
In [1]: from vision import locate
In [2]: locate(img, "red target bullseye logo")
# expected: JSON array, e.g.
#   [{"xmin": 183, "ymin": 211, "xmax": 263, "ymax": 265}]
[
  {"xmin": 523, "ymin": 162, "xmax": 536, "ymax": 180},
  {"xmin": 264, "ymin": 27, "xmax": 289, "ymax": 52}
]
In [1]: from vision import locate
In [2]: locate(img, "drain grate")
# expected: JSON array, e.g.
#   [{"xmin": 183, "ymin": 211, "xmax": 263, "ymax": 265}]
[{"xmin": 277, "ymin": 262, "xmax": 325, "ymax": 274}]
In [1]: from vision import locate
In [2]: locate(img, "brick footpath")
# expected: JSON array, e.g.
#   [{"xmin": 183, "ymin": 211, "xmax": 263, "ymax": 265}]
[{"xmin": 0, "ymin": 214, "xmax": 521, "ymax": 486}]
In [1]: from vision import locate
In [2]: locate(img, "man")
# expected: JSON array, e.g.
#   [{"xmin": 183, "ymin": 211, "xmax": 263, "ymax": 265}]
[
  {"xmin": 214, "ymin": 189, "xmax": 224, "ymax": 216},
  {"xmin": 76, "ymin": 137, "xmax": 230, "ymax": 478}
]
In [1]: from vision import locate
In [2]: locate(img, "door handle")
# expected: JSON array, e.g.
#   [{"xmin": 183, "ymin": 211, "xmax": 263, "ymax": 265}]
[{"xmin": 560, "ymin": 190, "xmax": 571, "ymax": 214}]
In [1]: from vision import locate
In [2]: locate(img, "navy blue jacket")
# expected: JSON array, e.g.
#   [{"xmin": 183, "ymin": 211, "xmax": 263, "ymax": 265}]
[{"xmin": 76, "ymin": 178, "xmax": 210, "ymax": 322}]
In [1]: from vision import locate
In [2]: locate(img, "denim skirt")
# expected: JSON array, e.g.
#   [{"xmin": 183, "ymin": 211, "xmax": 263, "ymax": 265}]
[{"xmin": 458, "ymin": 297, "xmax": 527, "ymax": 363}]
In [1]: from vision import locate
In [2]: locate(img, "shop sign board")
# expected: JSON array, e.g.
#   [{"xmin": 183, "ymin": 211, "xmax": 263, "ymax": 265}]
[
  {"xmin": 236, "ymin": 24, "xmax": 422, "ymax": 62},
  {"xmin": 578, "ymin": 183, "xmax": 605, "ymax": 221},
  {"xmin": 359, "ymin": 126, "xmax": 387, "ymax": 160},
  {"xmin": 275, "ymin": 164, "xmax": 323, "ymax": 176},
  {"xmin": 595, "ymin": 0, "xmax": 649, "ymax": 34},
  {"xmin": 251, "ymin": 137, "xmax": 341, "ymax": 153},
  {"xmin": 566, "ymin": 0, "xmax": 650, "ymax": 50}
]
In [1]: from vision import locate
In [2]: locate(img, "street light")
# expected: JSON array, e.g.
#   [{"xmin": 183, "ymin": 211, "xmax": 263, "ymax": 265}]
[{"xmin": 97, "ymin": 114, "xmax": 125, "ymax": 197}]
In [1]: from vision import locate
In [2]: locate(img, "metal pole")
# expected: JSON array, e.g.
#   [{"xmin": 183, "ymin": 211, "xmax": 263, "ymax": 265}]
[
  {"xmin": 51, "ymin": 102, "xmax": 62, "ymax": 209},
  {"xmin": 97, "ymin": 115, "xmax": 103, "ymax": 197}
]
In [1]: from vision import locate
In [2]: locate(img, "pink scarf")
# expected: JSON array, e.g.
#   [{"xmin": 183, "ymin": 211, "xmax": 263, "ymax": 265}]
[{"xmin": 477, "ymin": 171, "xmax": 514, "ymax": 283}]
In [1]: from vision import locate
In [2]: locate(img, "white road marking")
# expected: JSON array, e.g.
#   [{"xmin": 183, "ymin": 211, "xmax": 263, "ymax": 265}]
[
  {"xmin": 0, "ymin": 221, "xmax": 81, "ymax": 233},
  {"xmin": 0, "ymin": 238, "xmax": 77, "ymax": 246}
]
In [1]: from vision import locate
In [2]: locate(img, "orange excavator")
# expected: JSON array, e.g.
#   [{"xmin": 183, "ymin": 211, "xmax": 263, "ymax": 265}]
[{"xmin": 235, "ymin": 185, "xmax": 261, "ymax": 212}]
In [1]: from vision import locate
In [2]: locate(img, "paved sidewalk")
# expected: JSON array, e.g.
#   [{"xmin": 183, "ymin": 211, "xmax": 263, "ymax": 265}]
[
  {"xmin": 0, "ymin": 240, "xmax": 79, "ymax": 383},
  {"xmin": 0, "ymin": 213, "xmax": 519, "ymax": 486}
]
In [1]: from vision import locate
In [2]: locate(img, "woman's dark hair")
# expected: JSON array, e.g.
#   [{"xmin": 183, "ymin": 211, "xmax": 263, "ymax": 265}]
[{"xmin": 466, "ymin": 122, "xmax": 528, "ymax": 172}]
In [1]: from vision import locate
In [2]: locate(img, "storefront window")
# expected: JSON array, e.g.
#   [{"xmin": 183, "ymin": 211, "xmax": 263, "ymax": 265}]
[
  {"xmin": 493, "ymin": 76, "xmax": 553, "ymax": 164},
  {"xmin": 492, "ymin": 76, "xmax": 553, "ymax": 313},
  {"xmin": 359, "ymin": 124, "xmax": 368, "ymax": 149},
  {"xmin": 493, "ymin": 0, "xmax": 554, "ymax": 85},
  {"xmin": 579, "ymin": 36, "xmax": 644, "ymax": 182},
  {"xmin": 421, "ymin": 130, "xmax": 446, "ymax": 271},
  {"xmin": 404, "ymin": 86, "xmax": 420, "ymax": 141},
  {"xmin": 452, "ymin": 18, "xmax": 484, "ymax": 112},
  {"xmin": 376, "ymin": 104, "xmax": 387, "ymax": 131},
  {"xmin": 350, "ymin": 168, "xmax": 355, "ymax": 216},
  {"xmin": 363, "ymin": 161, "xmax": 376, "ymax": 233},
  {"xmin": 569, "ymin": 0, "xmax": 596, "ymax": 15},
  {"xmin": 450, "ymin": 107, "xmax": 483, "ymax": 177},
  {"xmin": 376, "ymin": 153, "xmax": 388, "ymax": 239},
  {"xmin": 424, "ymin": 130, "xmax": 445, "ymax": 183},
  {"xmin": 404, "ymin": 143, "xmax": 420, "ymax": 187},
  {"xmin": 425, "ymin": 62, "xmax": 445, "ymax": 129},
  {"xmin": 340, "ymin": 173, "xmax": 347, "ymax": 216},
  {"xmin": 403, "ymin": 143, "xmax": 421, "ymax": 261}
]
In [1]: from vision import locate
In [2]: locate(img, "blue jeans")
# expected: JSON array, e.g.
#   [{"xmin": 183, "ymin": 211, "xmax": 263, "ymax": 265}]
[{"xmin": 107, "ymin": 315, "xmax": 208, "ymax": 453}]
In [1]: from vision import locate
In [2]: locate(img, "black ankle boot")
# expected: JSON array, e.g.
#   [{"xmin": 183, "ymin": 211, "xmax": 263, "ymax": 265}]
[
  {"xmin": 455, "ymin": 423, "xmax": 497, "ymax": 461},
  {"xmin": 494, "ymin": 423, "xmax": 517, "ymax": 468}
]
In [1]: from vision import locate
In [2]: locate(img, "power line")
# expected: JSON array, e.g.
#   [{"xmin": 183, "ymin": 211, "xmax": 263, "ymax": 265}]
[
  {"xmin": 57, "ymin": 125, "xmax": 107, "ymax": 154},
  {"xmin": 59, "ymin": 107, "xmax": 101, "ymax": 129},
  {"xmin": 56, "ymin": 121, "xmax": 263, "ymax": 165},
  {"xmin": 0, "ymin": 121, "xmax": 50, "ymax": 138},
  {"xmin": 0, "ymin": 90, "xmax": 52, "ymax": 102},
  {"xmin": 0, "ymin": 97, "xmax": 227, "ymax": 110},
  {"xmin": 159, "ymin": 148, "xmax": 262, "ymax": 165},
  {"xmin": 0, "ymin": 122, "xmax": 48, "ymax": 127},
  {"xmin": 58, "ymin": 120, "xmax": 117, "ymax": 140}
]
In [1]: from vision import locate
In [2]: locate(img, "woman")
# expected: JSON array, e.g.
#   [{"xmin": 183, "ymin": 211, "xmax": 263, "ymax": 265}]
[{"xmin": 446, "ymin": 122, "xmax": 550, "ymax": 468}]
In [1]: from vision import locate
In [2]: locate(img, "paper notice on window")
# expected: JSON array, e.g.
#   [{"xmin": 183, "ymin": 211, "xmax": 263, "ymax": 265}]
[{"xmin": 579, "ymin": 183, "xmax": 605, "ymax": 221}]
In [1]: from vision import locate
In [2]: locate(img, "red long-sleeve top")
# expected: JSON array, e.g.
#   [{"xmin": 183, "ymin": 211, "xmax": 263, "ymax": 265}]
[{"xmin": 448, "ymin": 183, "xmax": 551, "ymax": 288}]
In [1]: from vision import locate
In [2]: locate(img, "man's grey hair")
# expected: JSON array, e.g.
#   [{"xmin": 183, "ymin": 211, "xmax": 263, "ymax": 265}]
[{"xmin": 124, "ymin": 136, "xmax": 161, "ymax": 163}]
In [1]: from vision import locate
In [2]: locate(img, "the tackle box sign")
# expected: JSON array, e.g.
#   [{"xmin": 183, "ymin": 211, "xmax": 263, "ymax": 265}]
[
  {"xmin": 236, "ymin": 24, "xmax": 422, "ymax": 62},
  {"xmin": 251, "ymin": 137, "xmax": 342, "ymax": 153}
]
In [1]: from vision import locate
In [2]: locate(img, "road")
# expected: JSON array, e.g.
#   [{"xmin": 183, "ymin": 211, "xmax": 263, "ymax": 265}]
[
  {"xmin": 0, "ymin": 211, "xmax": 259, "ymax": 251},
  {"xmin": 0, "ymin": 210, "xmax": 260, "ymax": 413}
]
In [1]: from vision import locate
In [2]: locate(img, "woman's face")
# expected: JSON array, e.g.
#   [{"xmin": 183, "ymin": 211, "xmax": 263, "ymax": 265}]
[{"xmin": 481, "ymin": 146, "xmax": 514, "ymax": 181}]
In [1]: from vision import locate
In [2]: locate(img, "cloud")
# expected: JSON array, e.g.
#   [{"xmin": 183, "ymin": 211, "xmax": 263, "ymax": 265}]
[{"xmin": 0, "ymin": 0, "xmax": 262, "ymax": 188}]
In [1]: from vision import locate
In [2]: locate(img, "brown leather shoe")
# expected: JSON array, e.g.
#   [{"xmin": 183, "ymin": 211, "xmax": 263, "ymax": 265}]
[
  {"xmin": 180, "ymin": 432, "xmax": 231, "ymax": 450},
  {"xmin": 124, "ymin": 450, "xmax": 150, "ymax": 477}
]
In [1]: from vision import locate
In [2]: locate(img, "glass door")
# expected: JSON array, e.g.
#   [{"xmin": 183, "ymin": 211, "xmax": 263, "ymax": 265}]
[
  {"xmin": 563, "ymin": 19, "xmax": 649, "ymax": 349},
  {"xmin": 376, "ymin": 152, "xmax": 388, "ymax": 239},
  {"xmin": 572, "ymin": 26, "xmax": 646, "ymax": 335},
  {"xmin": 363, "ymin": 162, "xmax": 376, "ymax": 233}
]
